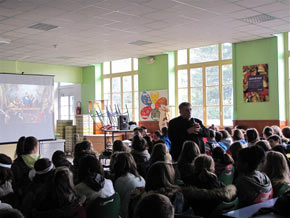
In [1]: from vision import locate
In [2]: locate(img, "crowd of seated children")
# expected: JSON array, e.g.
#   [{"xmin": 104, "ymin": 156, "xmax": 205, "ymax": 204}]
[
  {"xmin": 177, "ymin": 141, "xmax": 200, "ymax": 185},
  {"xmin": 263, "ymin": 151, "xmax": 290, "ymax": 197},
  {"xmin": 111, "ymin": 152, "xmax": 145, "ymax": 218},
  {"xmin": 2, "ymin": 123, "xmax": 290, "ymax": 218}
]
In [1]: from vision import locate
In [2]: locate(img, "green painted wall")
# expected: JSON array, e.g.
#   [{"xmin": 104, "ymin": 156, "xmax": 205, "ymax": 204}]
[
  {"xmin": 0, "ymin": 59, "xmax": 82, "ymax": 83},
  {"xmin": 139, "ymin": 54, "xmax": 169, "ymax": 91},
  {"xmin": 82, "ymin": 65, "xmax": 96, "ymax": 113},
  {"xmin": 233, "ymin": 37, "xmax": 280, "ymax": 120}
]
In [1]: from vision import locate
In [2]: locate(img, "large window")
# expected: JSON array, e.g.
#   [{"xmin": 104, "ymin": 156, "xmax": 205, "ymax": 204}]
[
  {"xmin": 177, "ymin": 43, "xmax": 233, "ymax": 127},
  {"xmin": 102, "ymin": 58, "xmax": 139, "ymax": 122}
]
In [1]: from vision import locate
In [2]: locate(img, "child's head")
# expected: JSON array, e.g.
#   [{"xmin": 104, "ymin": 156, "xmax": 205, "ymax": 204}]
[
  {"xmin": 246, "ymin": 128, "xmax": 259, "ymax": 143},
  {"xmin": 282, "ymin": 126, "xmax": 290, "ymax": 139},
  {"xmin": 233, "ymin": 129, "xmax": 244, "ymax": 141},
  {"xmin": 23, "ymin": 136, "xmax": 38, "ymax": 154},
  {"xmin": 262, "ymin": 126, "xmax": 274, "ymax": 139},
  {"xmin": 193, "ymin": 154, "xmax": 215, "ymax": 174},
  {"xmin": 207, "ymin": 129, "xmax": 216, "ymax": 140},
  {"xmin": 161, "ymin": 127, "xmax": 168, "ymax": 136},
  {"xmin": 113, "ymin": 140, "xmax": 130, "ymax": 153},
  {"xmin": 134, "ymin": 193, "xmax": 174, "ymax": 218},
  {"xmin": 263, "ymin": 151, "xmax": 290, "ymax": 182},
  {"xmin": 255, "ymin": 140, "xmax": 271, "ymax": 152},
  {"xmin": 132, "ymin": 135, "xmax": 147, "ymax": 152},
  {"xmin": 228, "ymin": 141, "xmax": 243, "ymax": 162},
  {"xmin": 237, "ymin": 146, "xmax": 265, "ymax": 174},
  {"xmin": 150, "ymin": 143, "xmax": 171, "ymax": 165},
  {"xmin": 178, "ymin": 140, "xmax": 200, "ymax": 164},
  {"xmin": 15, "ymin": 136, "xmax": 26, "ymax": 158},
  {"xmin": 267, "ymin": 134, "xmax": 281, "ymax": 148},
  {"xmin": 153, "ymin": 131, "xmax": 162, "ymax": 141},
  {"xmin": 110, "ymin": 152, "xmax": 140, "ymax": 179},
  {"xmin": 74, "ymin": 140, "xmax": 93, "ymax": 153},
  {"xmin": 145, "ymin": 161, "xmax": 175, "ymax": 192}
]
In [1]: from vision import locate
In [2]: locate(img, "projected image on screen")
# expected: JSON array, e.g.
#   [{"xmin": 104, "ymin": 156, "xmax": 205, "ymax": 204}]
[
  {"xmin": 0, "ymin": 84, "xmax": 53, "ymax": 124},
  {"xmin": 0, "ymin": 73, "xmax": 55, "ymax": 144}
]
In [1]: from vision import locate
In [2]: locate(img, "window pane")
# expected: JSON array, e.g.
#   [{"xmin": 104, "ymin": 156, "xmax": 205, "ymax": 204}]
[
  {"xmin": 223, "ymin": 86, "xmax": 233, "ymax": 105},
  {"xmin": 123, "ymin": 93, "xmax": 132, "ymax": 109},
  {"xmin": 191, "ymin": 88, "xmax": 203, "ymax": 106},
  {"xmin": 190, "ymin": 45, "xmax": 218, "ymax": 64},
  {"xmin": 112, "ymin": 77, "xmax": 121, "ymax": 93},
  {"xmin": 178, "ymin": 70, "xmax": 187, "ymax": 88},
  {"xmin": 61, "ymin": 106, "xmax": 68, "ymax": 116},
  {"xmin": 134, "ymin": 75, "xmax": 138, "ymax": 91},
  {"xmin": 223, "ymin": 106, "xmax": 233, "ymax": 126},
  {"xmin": 104, "ymin": 93, "xmax": 110, "ymax": 103},
  {"xmin": 222, "ymin": 65, "xmax": 233, "ymax": 85},
  {"xmin": 192, "ymin": 107, "xmax": 203, "ymax": 122},
  {"xmin": 61, "ymin": 115, "xmax": 69, "ymax": 120},
  {"xmin": 133, "ymin": 58, "xmax": 138, "ymax": 71},
  {"xmin": 206, "ymin": 66, "xmax": 219, "ymax": 86},
  {"xmin": 134, "ymin": 108, "xmax": 139, "ymax": 122},
  {"xmin": 207, "ymin": 107, "xmax": 220, "ymax": 126},
  {"xmin": 178, "ymin": 49, "xmax": 187, "ymax": 65},
  {"xmin": 103, "ymin": 78, "xmax": 110, "ymax": 94},
  {"xmin": 61, "ymin": 96, "xmax": 69, "ymax": 106},
  {"xmin": 123, "ymin": 76, "xmax": 132, "ymax": 92},
  {"xmin": 112, "ymin": 58, "xmax": 131, "ymax": 73},
  {"xmin": 190, "ymin": 68, "xmax": 202, "ymax": 87},
  {"xmin": 178, "ymin": 88, "xmax": 188, "ymax": 105},
  {"xmin": 103, "ymin": 62, "xmax": 110, "ymax": 75},
  {"xmin": 112, "ymin": 93, "xmax": 121, "ymax": 106},
  {"xmin": 70, "ymin": 106, "xmax": 74, "ymax": 116},
  {"xmin": 222, "ymin": 43, "xmax": 232, "ymax": 60},
  {"xmin": 206, "ymin": 86, "xmax": 219, "ymax": 105},
  {"xmin": 134, "ymin": 92, "xmax": 138, "ymax": 108}
]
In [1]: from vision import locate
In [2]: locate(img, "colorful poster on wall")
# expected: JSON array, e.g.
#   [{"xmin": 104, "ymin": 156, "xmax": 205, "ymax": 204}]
[
  {"xmin": 243, "ymin": 64, "xmax": 269, "ymax": 102},
  {"xmin": 140, "ymin": 90, "xmax": 168, "ymax": 121}
]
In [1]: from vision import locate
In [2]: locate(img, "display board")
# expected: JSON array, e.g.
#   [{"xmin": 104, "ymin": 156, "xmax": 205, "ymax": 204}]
[
  {"xmin": 139, "ymin": 90, "xmax": 168, "ymax": 121},
  {"xmin": 0, "ymin": 73, "xmax": 55, "ymax": 143}
]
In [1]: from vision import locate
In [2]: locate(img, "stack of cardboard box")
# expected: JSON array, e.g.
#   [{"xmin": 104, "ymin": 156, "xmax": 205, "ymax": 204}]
[
  {"xmin": 56, "ymin": 120, "xmax": 73, "ymax": 139},
  {"xmin": 76, "ymin": 114, "xmax": 94, "ymax": 143},
  {"xmin": 65, "ymin": 125, "xmax": 76, "ymax": 155}
]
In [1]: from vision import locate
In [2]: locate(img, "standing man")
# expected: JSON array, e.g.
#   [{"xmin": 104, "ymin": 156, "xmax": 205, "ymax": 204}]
[{"xmin": 168, "ymin": 102, "xmax": 209, "ymax": 161}]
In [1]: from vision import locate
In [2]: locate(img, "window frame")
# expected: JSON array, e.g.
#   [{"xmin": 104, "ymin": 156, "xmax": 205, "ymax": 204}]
[
  {"xmin": 176, "ymin": 43, "xmax": 233, "ymax": 127},
  {"xmin": 102, "ymin": 58, "xmax": 139, "ymax": 122}
]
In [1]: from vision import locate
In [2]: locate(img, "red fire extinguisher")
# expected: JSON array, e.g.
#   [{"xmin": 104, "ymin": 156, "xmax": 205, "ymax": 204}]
[{"xmin": 76, "ymin": 101, "xmax": 81, "ymax": 115}]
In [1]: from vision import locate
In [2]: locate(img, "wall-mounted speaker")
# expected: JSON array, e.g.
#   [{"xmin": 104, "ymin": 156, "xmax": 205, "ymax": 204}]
[{"xmin": 118, "ymin": 115, "xmax": 129, "ymax": 130}]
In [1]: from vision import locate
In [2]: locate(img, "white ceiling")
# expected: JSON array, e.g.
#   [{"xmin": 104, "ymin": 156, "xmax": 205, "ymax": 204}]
[{"xmin": 0, "ymin": 0, "xmax": 289, "ymax": 67}]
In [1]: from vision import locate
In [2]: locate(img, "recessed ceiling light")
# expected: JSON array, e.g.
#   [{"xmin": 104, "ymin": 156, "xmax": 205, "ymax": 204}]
[
  {"xmin": 241, "ymin": 14, "xmax": 276, "ymax": 24},
  {"xmin": 28, "ymin": 23, "xmax": 59, "ymax": 31},
  {"xmin": 129, "ymin": 40, "xmax": 153, "ymax": 46},
  {"xmin": 0, "ymin": 38, "xmax": 11, "ymax": 44}
]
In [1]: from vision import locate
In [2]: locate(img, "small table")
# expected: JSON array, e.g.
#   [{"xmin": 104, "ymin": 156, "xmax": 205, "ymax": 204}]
[
  {"xmin": 103, "ymin": 129, "xmax": 133, "ymax": 149},
  {"xmin": 223, "ymin": 198, "xmax": 283, "ymax": 218}
]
